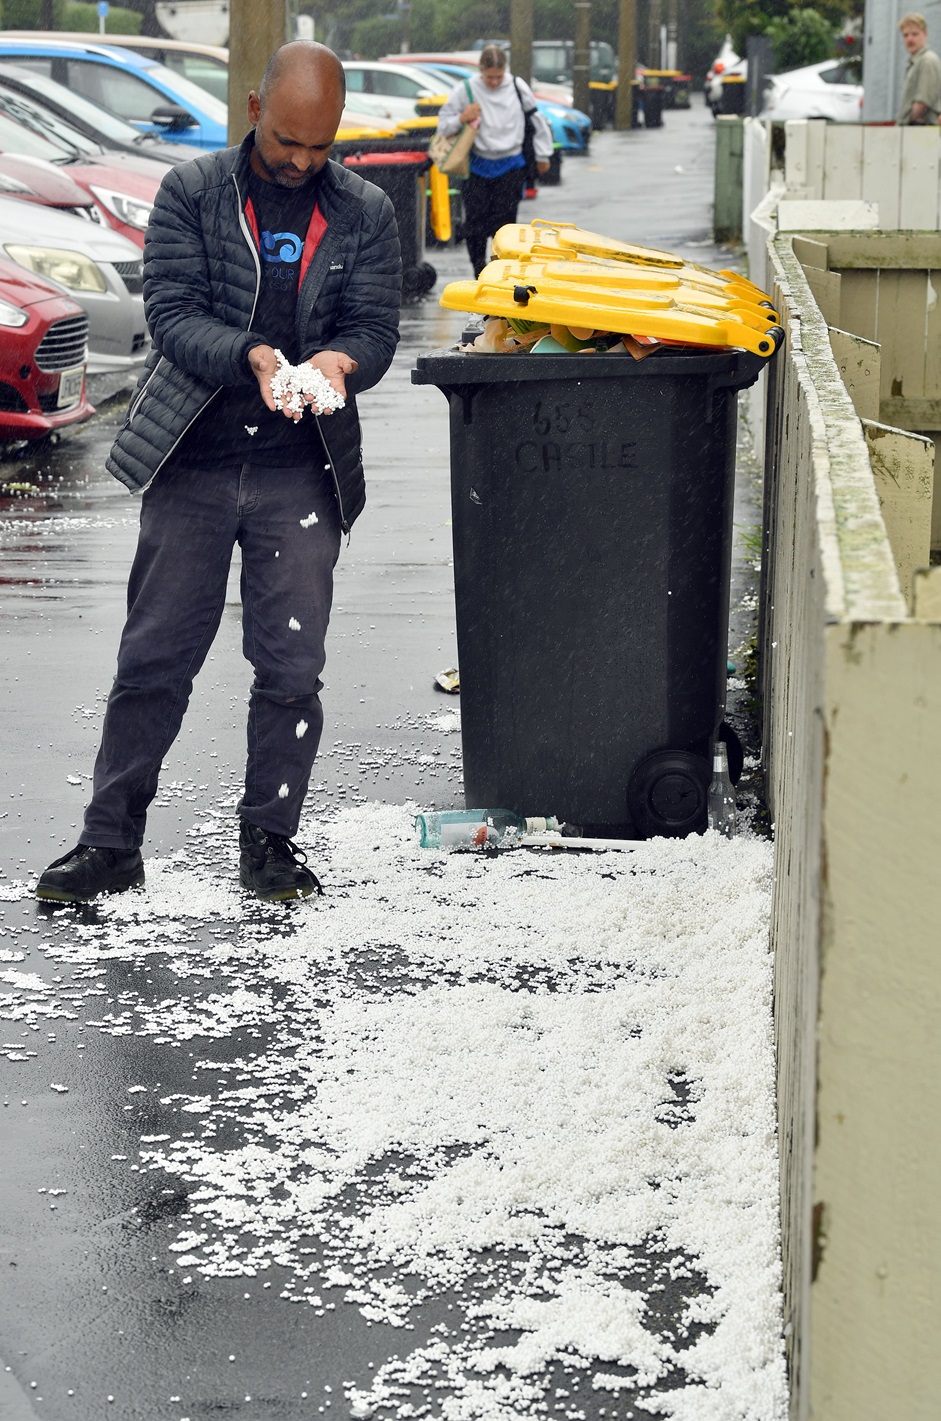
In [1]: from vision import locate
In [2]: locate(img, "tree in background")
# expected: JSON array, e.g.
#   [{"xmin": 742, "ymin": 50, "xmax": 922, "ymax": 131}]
[
  {"xmin": 1, "ymin": 0, "xmax": 141, "ymax": 28},
  {"xmin": 342, "ymin": 0, "xmax": 723, "ymax": 76},
  {"xmin": 715, "ymin": 0, "xmax": 861, "ymax": 65},
  {"xmin": 765, "ymin": 6, "xmax": 837, "ymax": 68}
]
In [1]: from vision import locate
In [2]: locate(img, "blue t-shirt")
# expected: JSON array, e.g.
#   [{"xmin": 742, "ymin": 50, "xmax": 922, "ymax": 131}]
[{"xmin": 179, "ymin": 168, "xmax": 323, "ymax": 467}]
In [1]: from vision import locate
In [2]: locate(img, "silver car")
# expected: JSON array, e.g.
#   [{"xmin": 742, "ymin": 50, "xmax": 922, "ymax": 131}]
[{"xmin": 0, "ymin": 192, "xmax": 148, "ymax": 372}]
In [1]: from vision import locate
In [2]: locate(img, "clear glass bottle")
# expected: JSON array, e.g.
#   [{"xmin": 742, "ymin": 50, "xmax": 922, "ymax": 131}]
[
  {"xmin": 416, "ymin": 809, "xmax": 559, "ymax": 850},
  {"xmin": 707, "ymin": 741, "xmax": 737, "ymax": 838}
]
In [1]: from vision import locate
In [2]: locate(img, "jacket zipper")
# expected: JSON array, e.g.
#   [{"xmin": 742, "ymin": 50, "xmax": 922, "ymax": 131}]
[
  {"xmin": 136, "ymin": 175, "xmax": 262, "ymax": 494},
  {"xmin": 314, "ymin": 415, "xmax": 349, "ymax": 535},
  {"xmin": 126, "ymin": 356, "xmax": 164, "ymax": 422}
]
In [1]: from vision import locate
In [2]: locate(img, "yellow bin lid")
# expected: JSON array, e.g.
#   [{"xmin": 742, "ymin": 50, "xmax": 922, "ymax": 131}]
[
  {"xmin": 478, "ymin": 258, "xmax": 778, "ymax": 324},
  {"xmin": 440, "ymin": 275, "xmax": 780, "ymax": 356},
  {"xmin": 492, "ymin": 223, "xmax": 774, "ymax": 307},
  {"xmin": 493, "ymin": 221, "xmax": 683, "ymax": 268}
]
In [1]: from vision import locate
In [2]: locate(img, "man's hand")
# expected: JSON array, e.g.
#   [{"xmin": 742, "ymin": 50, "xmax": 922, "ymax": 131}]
[
  {"xmin": 460, "ymin": 102, "xmax": 482, "ymax": 123},
  {"xmin": 248, "ymin": 343, "xmax": 280, "ymax": 412},
  {"xmin": 536, "ymin": 160, "xmax": 550, "ymax": 176},
  {"xmin": 248, "ymin": 345, "xmax": 358, "ymax": 419},
  {"xmin": 302, "ymin": 350, "xmax": 359, "ymax": 414}
]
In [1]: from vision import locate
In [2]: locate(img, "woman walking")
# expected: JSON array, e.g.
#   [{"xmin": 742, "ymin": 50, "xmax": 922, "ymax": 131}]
[{"xmin": 435, "ymin": 45, "xmax": 554, "ymax": 276}]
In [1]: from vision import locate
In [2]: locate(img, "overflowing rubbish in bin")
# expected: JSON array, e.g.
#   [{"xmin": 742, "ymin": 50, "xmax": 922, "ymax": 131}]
[{"xmin": 413, "ymin": 222, "xmax": 781, "ymax": 840}]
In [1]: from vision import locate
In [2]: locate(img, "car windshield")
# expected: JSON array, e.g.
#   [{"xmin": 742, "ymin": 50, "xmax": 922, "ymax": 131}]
[
  {"xmin": 141, "ymin": 61, "xmax": 228, "ymax": 122},
  {"xmin": 2, "ymin": 65, "xmax": 148, "ymax": 143},
  {"xmin": 420, "ymin": 67, "xmax": 464, "ymax": 88},
  {"xmin": 0, "ymin": 84, "xmax": 102, "ymax": 158},
  {"xmin": 0, "ymin": 105, "xmax": 71, "ymax": 161}
]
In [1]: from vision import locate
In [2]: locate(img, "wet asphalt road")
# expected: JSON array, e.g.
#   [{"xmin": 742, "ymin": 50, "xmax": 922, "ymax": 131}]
[{"xmin": 0, "ymin": 99, "xmax": 763, "ymax": 1420}]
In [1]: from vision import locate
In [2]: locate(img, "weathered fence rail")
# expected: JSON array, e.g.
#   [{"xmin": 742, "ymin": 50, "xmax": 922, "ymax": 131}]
[{"xmin": 762, "ymin": 230, "xmax": 941, "ymax": 1421}]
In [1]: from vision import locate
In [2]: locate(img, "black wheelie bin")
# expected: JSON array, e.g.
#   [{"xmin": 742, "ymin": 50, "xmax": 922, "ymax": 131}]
[{"xmin": 412, "ymin": 341, "xmax": 772, "ymax": 838}]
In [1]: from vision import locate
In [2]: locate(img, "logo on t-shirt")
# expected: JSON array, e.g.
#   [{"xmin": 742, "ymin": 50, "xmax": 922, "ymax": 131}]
[{"xmin": 261, "ymin": 229, "xmax": 303, "ymax": 263}]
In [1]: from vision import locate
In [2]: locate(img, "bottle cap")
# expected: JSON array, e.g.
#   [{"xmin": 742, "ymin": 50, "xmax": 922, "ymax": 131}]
[{"xmin": 525, "ymin": 816, "xmax": 560, "ymax": 833}]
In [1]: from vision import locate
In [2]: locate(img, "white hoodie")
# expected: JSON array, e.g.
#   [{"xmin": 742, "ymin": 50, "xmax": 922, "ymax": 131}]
[{"xmin": 436, "ymin": 69, "xmax": 554, "ymax": 163}]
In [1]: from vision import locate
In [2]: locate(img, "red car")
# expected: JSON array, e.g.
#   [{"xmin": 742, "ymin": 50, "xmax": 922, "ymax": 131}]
[
  {"xmin": 0, "ymin": 97, "xmax": 160, "ymax": 248},
  {"xmin": 0, "ymin": 254, "xmax": 94, "ymax": 443}
]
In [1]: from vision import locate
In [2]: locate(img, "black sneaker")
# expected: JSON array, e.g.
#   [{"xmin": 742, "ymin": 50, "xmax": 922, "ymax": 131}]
[
  {"xmin": 239, "ymin": 822, "xmax": 323, "ymax": 902},
  {"xmin": 36, "ymin": 844, "xmax": 145, "ymax": 904}
]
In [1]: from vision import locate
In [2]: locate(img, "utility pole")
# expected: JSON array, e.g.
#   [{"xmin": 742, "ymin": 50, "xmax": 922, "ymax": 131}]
[
  {"xmin": 510, "ymin": 0, "xmax": 533, "ymax": 85},
  {"xmin": 573, "ymin": 0, "xmax": 591, "ymax": 119},
  {"xmin": 648, "ymin": 0, "xmax": 662, "ymax": 69},
  {"xmin": 227, "ymin": 0, "xmax": 290, "ymax": 145},
  {"xmin": 615, "ymin": 0, "xmax": 636, "ymax": 129}
]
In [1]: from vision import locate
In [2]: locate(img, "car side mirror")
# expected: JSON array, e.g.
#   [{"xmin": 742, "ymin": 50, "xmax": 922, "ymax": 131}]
[{"xmin": 150, "ymin": 104, "xmax": 197, "ymax": 131}]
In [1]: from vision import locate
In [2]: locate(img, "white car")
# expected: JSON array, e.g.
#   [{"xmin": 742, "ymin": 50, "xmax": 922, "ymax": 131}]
[
  {"xmin": 342, "ymin": 60, "xmax": 448, "ymax": 122},
  {"xmin": 0, "ymin": 194, "xmax": 148, "ymax": 371},
  {"xmin": 760, "ymin": 58, "xmax": 863, "ymax": 122}
]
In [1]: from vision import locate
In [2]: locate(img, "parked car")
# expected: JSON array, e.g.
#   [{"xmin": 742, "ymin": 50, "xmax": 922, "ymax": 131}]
[
  {"xmin": 0, "ymin": 152, "xmax": 98, "ymax": 221},
  {"xmin": 385, "ymin": 50, "xmax": 575, "ymax": 107},
  {"xmin": 0, "ymin": 194, "xmax": 147, "ymax": 371},
  {"xmin": 0, "ymin": 83, "xmax": 162, "ymax": 244},
  {"xmin": 0, "ymin": 39, "xmax": 228, "ymax": 149},
  {"xmin": 342, "ymin": 61, "xmax": 448, "ymax": 123},
  {"xmin": 760, "ymin": 58, "xmax": 863, "ymax": 122},
  {"xmin": 705, "ymin": 36, "xmax": 745, "ymax": 115},
  {"xmin": 0, "ymin": 253, "xmax": 93, "ymax": 444},
  {"xmin": 3, "ymin": 32, "xmax": 230, "ymax": 104},
  {"xmin": 0, "ymin": 60, "xmax": 196, "ymax": 165},
  {"xmin": 530, "ymin": 39, "xmax": 617, "ymax": 85}
]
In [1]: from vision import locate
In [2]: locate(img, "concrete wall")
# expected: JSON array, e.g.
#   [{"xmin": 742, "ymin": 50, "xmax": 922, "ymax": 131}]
[{"xmin": 762, "ymin": 235, "xmax": 941, "ymax": 1421}]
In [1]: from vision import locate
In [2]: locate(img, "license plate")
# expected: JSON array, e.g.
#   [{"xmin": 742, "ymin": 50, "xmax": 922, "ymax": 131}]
[{"xmin": 57, "ymin": 364, "xmax": 84, "ymax": 410}]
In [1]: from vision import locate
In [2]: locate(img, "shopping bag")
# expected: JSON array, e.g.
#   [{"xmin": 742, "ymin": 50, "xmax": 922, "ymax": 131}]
[{"xmin": 430, "ymin": 79, "xmax": 475, "ymax": 178}]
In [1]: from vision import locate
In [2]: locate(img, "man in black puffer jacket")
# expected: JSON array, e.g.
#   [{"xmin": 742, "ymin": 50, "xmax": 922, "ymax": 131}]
[{"xmin": 37, "ymin": 41, "xmax": 401, "ymax": 905}]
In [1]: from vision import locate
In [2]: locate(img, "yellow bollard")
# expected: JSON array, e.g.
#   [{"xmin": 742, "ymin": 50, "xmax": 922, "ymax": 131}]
[{"xmin": 429, "ymin": 164, "xmax": 452, "ymax": 245}]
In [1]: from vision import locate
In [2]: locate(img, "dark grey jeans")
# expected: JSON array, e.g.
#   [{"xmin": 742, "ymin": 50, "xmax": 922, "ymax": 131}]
[{"xmin": 81, "ymin": 458, "xmax": 342, "ymax": 850}]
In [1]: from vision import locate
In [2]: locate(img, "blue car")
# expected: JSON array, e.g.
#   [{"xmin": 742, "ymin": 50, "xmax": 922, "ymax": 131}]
[
  {"xmin": 412, "ymin": 60, "xmax": 592, "ymax": 172},
  {"xmin": 0, "ymin": 39, "xmax": 228, "ymax": 149}
]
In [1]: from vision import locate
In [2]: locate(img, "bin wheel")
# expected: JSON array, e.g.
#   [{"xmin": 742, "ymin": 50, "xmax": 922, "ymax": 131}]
[
  {"xmin": 627, "ymin": 750, "xmax": 711, "ymax": 839},
  {"xmin": 542, "ymin": 151, "xmax": 563, "ymax": 186},
  {"xmin": 718, "ymin": 722, "xmax": 744, "ymax": 785},
  {"xmin": 402, "ymin": 261, "xmax": 437, "ymax": 299}
]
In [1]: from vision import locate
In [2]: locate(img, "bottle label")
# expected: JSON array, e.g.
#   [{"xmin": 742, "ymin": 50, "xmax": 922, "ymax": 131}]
[{"xmin": 438, "ymin": 821, "xmax": 498, "ymax": 849}]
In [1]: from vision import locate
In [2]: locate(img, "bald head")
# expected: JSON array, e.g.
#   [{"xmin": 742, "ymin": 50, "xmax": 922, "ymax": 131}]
[
  {"xmin": 258, "ymin": 41, "xmax": 346, "ymax": 106},
  {"xmin": 248, "ymin": 42, "xmax": 346, "ymax": 189}
]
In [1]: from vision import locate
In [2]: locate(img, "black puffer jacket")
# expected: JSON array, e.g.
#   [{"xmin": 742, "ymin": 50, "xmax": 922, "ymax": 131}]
[{"xmin": 106, "ymin": 133, "xmax": 402, "ymax": 532}]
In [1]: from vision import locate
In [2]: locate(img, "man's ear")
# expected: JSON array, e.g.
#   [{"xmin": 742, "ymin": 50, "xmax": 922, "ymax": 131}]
[{"xmin": 247, "ymin": 90, "xmax": 261, "ymax": 128}]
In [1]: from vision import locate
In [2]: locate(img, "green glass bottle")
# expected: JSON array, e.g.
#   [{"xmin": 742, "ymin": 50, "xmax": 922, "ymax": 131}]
[{"xmin": 416, "ymin": 809, "xmax": 560, "ymax": 850}]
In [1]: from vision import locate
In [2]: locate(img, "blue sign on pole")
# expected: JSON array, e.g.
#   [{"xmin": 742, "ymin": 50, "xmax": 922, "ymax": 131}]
[{"xmin": 97, "ymin": 0, "xmax": 109, "ymax": 15}]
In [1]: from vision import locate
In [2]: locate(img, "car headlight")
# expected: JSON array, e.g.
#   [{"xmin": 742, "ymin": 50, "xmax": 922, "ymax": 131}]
[
  {"xmin": 89, "ymin": 185, "xmax": 154, "ymax": 232},
  {"xmin": 4, "ymin": 245, "xmax": 107, "ymax": 294},
  {"xmin": 0, "ymin": 298, "xmax": 28, "ymax": 328}
]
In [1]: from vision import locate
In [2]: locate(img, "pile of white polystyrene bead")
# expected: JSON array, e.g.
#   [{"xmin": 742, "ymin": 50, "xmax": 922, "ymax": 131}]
[{"xmin": 270, "ymin": 349, "xmax": 346, "ymax": 416}]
